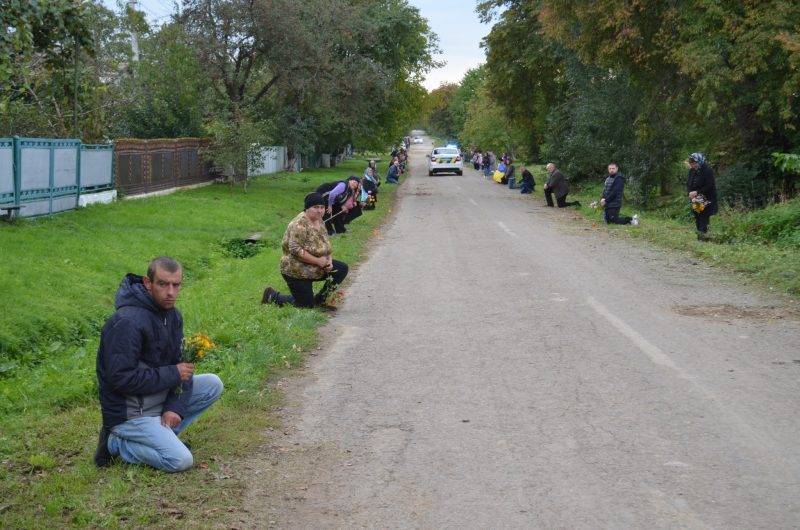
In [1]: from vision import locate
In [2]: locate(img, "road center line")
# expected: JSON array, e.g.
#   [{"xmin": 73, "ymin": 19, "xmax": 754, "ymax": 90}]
[
  {"xmin": 586, "ymin": 296, "xmax": 678, "ymax": 370},
  {"xmin": 497, "ymin": 221, "xmax": 517, "ymax": 238},
  {"xmin": 469, "ymin": 198, "xmax": 478, "ymax": 206}
]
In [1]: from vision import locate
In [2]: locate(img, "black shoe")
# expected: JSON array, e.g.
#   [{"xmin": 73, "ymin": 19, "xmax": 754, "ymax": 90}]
[
  {"xmin": 261, "ymin": 286, "xmax": 280, "ymax": 305},
  {"xmin": 573, "ymin": 201, "xmax": 581, "ymax": 207},
  {"xmin": 94, "ymin": 426, "xmax": 112, "ymax": 467},
  {"xmin": 317, "ymin": 304, "xmax": 338, "ymax": 313}
]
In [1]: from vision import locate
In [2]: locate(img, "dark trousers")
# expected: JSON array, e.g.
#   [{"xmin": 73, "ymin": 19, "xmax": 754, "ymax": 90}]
[
  {"xmin": 279, "ymin": 260, "xmax": 349, "ymax": 308},
  {"xmin": 345, "ymin": 204, "xmax": 362, "ymax": 224},
  {"xmin": 324, "ymin": 205, "xmax": 346, "ymax": 235},
  {"xmin": 520, "ymin": 179, "xmax": 534, "ymax": 194},
  {"xmin": 604, "ymin": 207, "xmax": 632, "ymax": 225},
  {"xmin": 545, "ymin": 189, "xmax": 579, "ymax": 207},
  {"xmin": 692, "ymin": 201, "xmax": 717, "ymax": 233},
  {"xmin": 693, "ymin": 210, "xmax": 712, "ymax": 233}
]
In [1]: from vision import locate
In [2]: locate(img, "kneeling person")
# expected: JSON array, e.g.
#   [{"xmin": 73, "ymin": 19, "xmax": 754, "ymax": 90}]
[
  {"xmin": 262, "ymin": 193, "xmax": 349, "ymax": 310},
  {"xmin": 600, "ymin": 162, "xmax": 633, "ymax": 225},
  {"xmin": 95, "ymin": 257, "xmax": 224, "ymax": 472}
]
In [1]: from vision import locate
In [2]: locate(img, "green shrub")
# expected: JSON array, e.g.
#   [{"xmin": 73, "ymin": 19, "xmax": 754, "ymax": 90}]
[{"xmin": 716, "ymin": 198, "xmax": 800, "ymax": 247}]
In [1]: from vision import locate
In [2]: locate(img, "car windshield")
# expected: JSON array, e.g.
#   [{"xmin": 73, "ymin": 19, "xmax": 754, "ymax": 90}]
[{"xmin": 433, "ymin": 148, "xmax": 458, "ymax": 155}]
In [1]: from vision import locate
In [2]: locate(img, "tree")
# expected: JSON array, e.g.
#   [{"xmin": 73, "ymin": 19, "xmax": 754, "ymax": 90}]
[
  {"xmin": 118, "ymin": 23, "xmax": 208, "ymax": 138},
  {"xmin": 448, "ymin": 67, "xmax": 485, "ymax": 142},
  {"xmin": 1, "ymin": 1, "xmax": 128, "ymax": 139},
  {"xmin": 461, "ymin": 80, "xmax": 529, "ymax": 159},
  {"xmin": 424, "ymin": 83, "xmax": 458, "ymax": 139}
]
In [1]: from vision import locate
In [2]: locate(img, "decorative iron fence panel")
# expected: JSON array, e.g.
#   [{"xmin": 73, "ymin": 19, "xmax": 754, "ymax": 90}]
[{"xmin": 114, "ymin": 138, "xmax": 212, "ymax": 196}]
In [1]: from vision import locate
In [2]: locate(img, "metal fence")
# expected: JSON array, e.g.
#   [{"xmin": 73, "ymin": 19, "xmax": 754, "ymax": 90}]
[
  {"xmin": 248, "ymin": 146, "xmax": 288, "ymax": 176},
  {"xmin": 0, "ymin": 137, "xmax": 113, "ymax": 217},
  {"xmin": 114, "ymin": 138, "xmax": 212, "ymax": 196}
]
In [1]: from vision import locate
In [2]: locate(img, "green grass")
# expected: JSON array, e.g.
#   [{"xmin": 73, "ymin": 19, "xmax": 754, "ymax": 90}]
[
  {"xmin": 0, "ymin": 158, "xmax": 396, "ymax": 528},
  {"xmin": 565, "ymin": 180, "xmax": 800, "ymax": 296}
]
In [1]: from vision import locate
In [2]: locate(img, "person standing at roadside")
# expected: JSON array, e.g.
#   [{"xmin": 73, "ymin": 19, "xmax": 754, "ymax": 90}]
[
  {"xmin": 543, "ymin": 163, "xmax": 580, "ymax": 208},
  {"xmin": 600, "ymin": 162, "xmax": 632, "ymax": 225},
  {"xmin": 686, "ymin": 152, "xmax": 718, "ymax": 241}
]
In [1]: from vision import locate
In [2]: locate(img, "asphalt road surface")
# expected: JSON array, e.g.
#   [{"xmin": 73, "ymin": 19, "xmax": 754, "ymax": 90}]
[{"xmin": 244, "ymin": 134, "xmax": 800, "ymax": 529}]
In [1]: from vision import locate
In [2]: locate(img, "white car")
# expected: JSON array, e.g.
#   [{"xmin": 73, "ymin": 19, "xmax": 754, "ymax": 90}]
[
  {"xmin": 412, "ymin": 136, "xmax": 423, "ymax": 144},
  {"xmin": 428, "ymin": 147, "xmax": 462, "ymax": 176}
]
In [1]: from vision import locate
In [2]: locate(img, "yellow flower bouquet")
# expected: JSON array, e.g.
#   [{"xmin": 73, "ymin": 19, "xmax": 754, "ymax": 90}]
[{"xmin": 181, "ymin": 332, "xmax": 216, "ymax": 363}]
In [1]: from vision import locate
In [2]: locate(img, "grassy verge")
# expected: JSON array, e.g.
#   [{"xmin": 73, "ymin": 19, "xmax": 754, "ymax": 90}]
[
  {"xmin": 0, "ymin": 157, "xmax": 397, "ymax": 527},
  {"xmin": 564, "ymin": 180, "xmax": 800, "ymax": 297}
]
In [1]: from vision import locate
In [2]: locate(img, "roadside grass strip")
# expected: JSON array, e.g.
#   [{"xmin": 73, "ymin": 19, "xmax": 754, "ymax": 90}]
[
  {"xmin": 0, "ymin": 158, "xmax": 396, "ymax": 527},
  {"xmin": 567, "ymin": 181, "xmax": 800, "ymax": 298}
]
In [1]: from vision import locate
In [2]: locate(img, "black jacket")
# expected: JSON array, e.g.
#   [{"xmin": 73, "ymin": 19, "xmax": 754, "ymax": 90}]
[
  {"xmin": 96, "ymin": 274, "xmax": 190, "ymax": 429},
  {"xmin": 546, "ymin": 169, "xmax": 569, "ymax": 199},
  {"xmin": 602, "ymin": 172, "xmax": 625, "ymax": 209},
  {"xmin": 687, "ymin": 163, "xmax": 718, "ymax": 211},
  {"xmin": 316, "ymin": 181, "xmax": 351, "ymax": 207},
  {"xmin": 521, "ymin": 169, "xmax": 535, "ymax": 189}
]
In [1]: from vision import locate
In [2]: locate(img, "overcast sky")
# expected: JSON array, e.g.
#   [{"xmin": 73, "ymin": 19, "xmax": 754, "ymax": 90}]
[{"xmin": 104, "ymin": 0, "xmax": 491, "ymax": 91}]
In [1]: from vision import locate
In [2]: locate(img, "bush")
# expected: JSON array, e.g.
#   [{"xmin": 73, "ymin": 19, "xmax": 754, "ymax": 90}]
[
  {"xmin": 716, "ymin": 197, "xmax": 800, "ymax": 247},
  {"xmin": 716, "ymin": 163, "xmax": 769, "ymax": 208}
]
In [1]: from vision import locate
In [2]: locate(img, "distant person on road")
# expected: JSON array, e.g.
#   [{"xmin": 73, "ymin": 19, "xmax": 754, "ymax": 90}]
[
  {"xmin": 543, "ymin": 163, "xmax": 580, "ymax": 208},
  {"xmin": 94, "ymin": 257, "xmax": 224, "ymax": 472},
  {"xmin": 482, "ymin": 151, "xmax": 491, "ymax": 178},
  {"xmin": 386, "ymin": 158, "xmax": 400, "ymax": 184},
  {"xmin": 686, "ymin": 152, "xmax": 718, "ymax": 241},
  {"xmin": 600, "ymin": 162, "xmax": 633, "ymax": 225},
  {"xmin": 262, "ymin": 192, "xmax": 348, "ymax": 311},
  {"xmin": 505, "ymin": 159, "xmax": 516, "ymax": 188},
  {"xmin": 519, "ymin": 166, "xmax": 535, "ymax": 194}
]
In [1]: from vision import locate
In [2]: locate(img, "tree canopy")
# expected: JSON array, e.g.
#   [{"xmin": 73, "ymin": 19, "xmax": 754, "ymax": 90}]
[{"xmin": 2, "ymin": 0, "xmax": 438, "ymax": 173}]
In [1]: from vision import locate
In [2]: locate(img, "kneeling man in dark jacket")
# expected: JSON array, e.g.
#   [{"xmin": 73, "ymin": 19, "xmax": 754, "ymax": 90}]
[
  {"xmin": 600, "ymin": 162, "xmax": 632, "ymax": 225},
  {"xmin": 94, "ymin": 257, "xmax": 223, "ymax": 472}
]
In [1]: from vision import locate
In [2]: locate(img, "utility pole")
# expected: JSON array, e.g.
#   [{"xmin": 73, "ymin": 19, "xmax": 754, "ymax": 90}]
[
  {"xmin": 73, "ymin": 36, "xmax": 80, "ymax": 137},
  {"xmin": 128, "ymin": 0, "xmax": 140, "ymax": 62}
]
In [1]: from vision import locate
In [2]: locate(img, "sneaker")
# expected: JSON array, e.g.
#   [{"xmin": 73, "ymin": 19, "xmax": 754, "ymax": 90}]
[
  {"xmin": 261, "ymin": 286, "xmax": 280, "ymax": 305},
  {"xmin": 94, "ymin": 426, "xmax": 113, "ymax": 467}
]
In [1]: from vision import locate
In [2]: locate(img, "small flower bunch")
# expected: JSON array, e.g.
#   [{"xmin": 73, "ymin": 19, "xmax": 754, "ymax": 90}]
[
  {"xmin": 691, "ymin": 194, "xmax": 708, "ymax": 212},
  {"xmin": 589, "ymin": 200, "xmax": 598, "ymax": 209},
  {"xmin": 182, "ymin": 332, "xmax": 216, "ymax": 363}
]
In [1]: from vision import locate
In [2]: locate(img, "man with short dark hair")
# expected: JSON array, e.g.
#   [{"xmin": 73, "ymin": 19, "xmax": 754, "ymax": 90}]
[
  {"xmin": 600, "ymin": 162, "xmax": 633, "ymax": 225},
  {"xmin": 94, "ymin": 257, "xmax": 223, "ymax": 472}
]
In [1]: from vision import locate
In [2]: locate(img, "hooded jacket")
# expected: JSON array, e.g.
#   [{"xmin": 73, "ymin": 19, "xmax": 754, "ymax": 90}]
[
  {"xmin": 602, "ymin": 172, "xmax": 625, "ymax": 209},
  {"xmin": 96, "ymin": 273, "xmax": 191, "ymax": 429}
]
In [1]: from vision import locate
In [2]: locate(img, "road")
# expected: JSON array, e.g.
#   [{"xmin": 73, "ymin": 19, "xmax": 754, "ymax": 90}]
[{"xmin": 243, "ymin": 134, "xmax": 800, "ymax": 529}]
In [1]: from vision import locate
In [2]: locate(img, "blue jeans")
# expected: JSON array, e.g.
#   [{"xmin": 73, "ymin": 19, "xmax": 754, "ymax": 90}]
[{"xmin": 107, "ymin": 373, "xmax": 224, "ymax": 473}]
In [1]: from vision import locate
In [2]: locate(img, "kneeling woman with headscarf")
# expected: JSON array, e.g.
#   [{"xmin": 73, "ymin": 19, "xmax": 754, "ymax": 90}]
[{"xmin": 262, "ymin": 192, "xmax": 348, "ymax": 311}]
